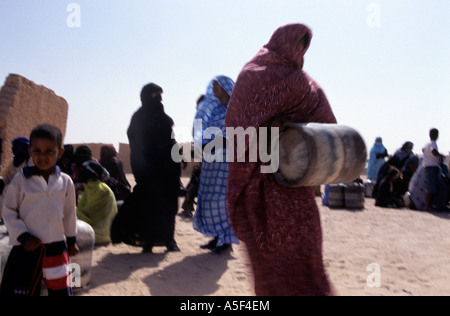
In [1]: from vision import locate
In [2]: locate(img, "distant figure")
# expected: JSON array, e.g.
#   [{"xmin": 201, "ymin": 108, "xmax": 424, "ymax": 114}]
[
  {"xmin": 180, "ymin": 163, "xmax": 201, "ymax": 218},
  {"xmin": 372, "ymin": 155, "xmax": 401, "ymax": 199},
  {"xmin": 193, "ymin": 76, "xmax": 239, "ymax": 254},
  {"xmin": 0, "ymin": 124, "xmax": 78, "ymax": 296},
  {"xmin": 71, "ymin": 145, "xmax": 94, "ymax": 182},
  {"xmin": 401, "ymin": 154, "xmax": 420, "ymax": 191},
  {"xmin": 367, "ymin": 137, "xmax": 388, "ymax": 181},
  {"xmin": 112, "ymin": 83, "xmax": 180, "ymax": 253},
  {"xmin": 226, "ymin": 23, "xmax": 336, "ymax": 295},
  {"xmin": 409, "ymin": 161, "xmax": 449, "ymax": 212},
  {"xmin": 180, "ymin": 95, "xmax": 206, "ymax": 218},
  {"xmin": 0, "ymin": 137, "xmax": 3, "ymax": 170},
  {"xmin": 71, "ymin": 145, "xmax": 95, "ymax": 198},
  {"xmin": 76, "ymin": 161, "xmax": 117, "ymax": 245},
  {"xmin": 0, "ymin": 137, "xmax": 31, "ymax": 221},
  {"xmin": 375, "ymin": 168, "xmax": 404, "ymax": 208},
  {"xmin": 392, "ymin": 141, "xmax": 418, "ymax": 194},
  {"xmin": 393, "ymin": 142, "xmax": 414, "ymax": 169},
  {"xmin": 57, "ymin": 144, "xmax": 75, "ymax": 176},
  {"xmin": 99, "ymin": 145, "xmax": 131, "ymax": 201},
  {"xmin": 422, "ymin": 128, "xmax": 445, "ymax": 211}
]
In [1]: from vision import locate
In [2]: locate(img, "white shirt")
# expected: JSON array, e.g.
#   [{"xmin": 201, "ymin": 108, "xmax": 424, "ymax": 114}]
[
  {"xmin": 422, "ymin": 140, "xmax": 440, "ymax": 167},
  {"xmin": 2, "ymin": 168, "xmax": 77, "ymax": 246}
]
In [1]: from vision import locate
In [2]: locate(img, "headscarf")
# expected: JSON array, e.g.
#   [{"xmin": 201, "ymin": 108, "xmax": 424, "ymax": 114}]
[
  {"xmin": 265, "ymin": 23, "xmax": 312, "ymax": 68},
  {"xmin": 226, "ymin": 23, "xmax": 335, "ymax": 132},
  {"xmin": 214, "ymin": 75, "xmax": 234, "ymax": 97},
  {"xmin": 140, "ymin": 82, "xmax": 166, "ymax": 115},
  {"xmin": 57, "ymin": 144, "xmax": 75, "ymax": 175},
  {"xmin": 100, "ymin": 145, "xmax": 117, "ymax": 165},
  {"xmin": 370, "ymin": 137, "xmax": 387, "ymax": 156},
  {"xmin": 141, "ymin": 83, "xmax": 163, "ymax": 103},
  {"xmin": 80, "ymin": 160, "xmax": 110, "ymax": 183},
  {"xmin": 74, "ymin": 145, "xmax": 93, "ymax": 165},
  {"xmin": 394, "ymin": 141, "xmax": 414, "ymax": 167},
  {"xmin": 12, "ymin": 137, "xmax": 30, "ymax": 167},
  {"xmin": 193, "ymin": 75, "xmax": 235, "ymax": 146}
]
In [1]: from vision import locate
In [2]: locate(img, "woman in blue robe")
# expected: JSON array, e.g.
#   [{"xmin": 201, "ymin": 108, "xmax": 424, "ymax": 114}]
[
  {"xmin": 193, "ymin": 76, "xmax": 239, "ymax": 254},
  {"xmin": 367, "ymin": 137, "xmax": 388, "ymax": 181}
]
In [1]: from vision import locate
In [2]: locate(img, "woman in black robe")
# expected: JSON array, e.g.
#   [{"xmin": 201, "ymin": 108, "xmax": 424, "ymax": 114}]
[{"xmin": 111, "ymin": 83, "xmax": 181, "ymax": 252}]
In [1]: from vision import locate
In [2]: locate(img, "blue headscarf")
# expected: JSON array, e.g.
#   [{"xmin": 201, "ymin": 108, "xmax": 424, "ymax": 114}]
[
  {"xmin": 193, "ymin": 75, "xmax": 235, "ymax": 146},
  {"xmin": 12, "ymin": 137, "xmax": 30, "ymax": 167},
  {"xmin": 214, "ymin": 75, "xmax": 234, "ymax": 97},
  {"xmin": 370, "ymin": 137, "xmax": 387, "ymax": 156}
]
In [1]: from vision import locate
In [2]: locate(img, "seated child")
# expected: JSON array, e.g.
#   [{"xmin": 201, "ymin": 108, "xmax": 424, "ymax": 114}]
[{"xmin": 76, "ymin": 160, "xmax": 117, "ymax": 245}]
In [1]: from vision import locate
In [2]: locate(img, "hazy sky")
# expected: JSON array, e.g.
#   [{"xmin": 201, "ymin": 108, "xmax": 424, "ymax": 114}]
[{"xmin": 1, "ymin": 0, "xmax": 449, "ymax": 155}]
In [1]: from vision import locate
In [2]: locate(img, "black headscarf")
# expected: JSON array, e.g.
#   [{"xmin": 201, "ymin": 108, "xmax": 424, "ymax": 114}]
[
  {"xmin": 74, "ymin": 145, "xmax": 93, "ymax": 165},
  {"xmin": 140, "ymin": 83, "xmax": 164, "ymax": 112},
  {"xmin": 80, "ymin": 160, "xmax": 110, "ymax": 183}
]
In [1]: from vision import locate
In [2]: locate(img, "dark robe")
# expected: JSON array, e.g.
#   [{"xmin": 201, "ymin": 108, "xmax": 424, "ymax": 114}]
[
  {"xmin": 111, "ymin": 89, "xmax": 180, "ymax": 246},
  {"xmin": 100, "ymin": 145, "xmax": 131, "ymax": 201},
  {"xmin": 375, "ymin": 176, "xmax": 403, "ymax": 207}
]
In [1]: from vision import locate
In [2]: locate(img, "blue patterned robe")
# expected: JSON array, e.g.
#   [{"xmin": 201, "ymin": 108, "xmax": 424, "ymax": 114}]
[{"xmin": 193, "ymin": 76, "xmax": 239, "ymax": 247}]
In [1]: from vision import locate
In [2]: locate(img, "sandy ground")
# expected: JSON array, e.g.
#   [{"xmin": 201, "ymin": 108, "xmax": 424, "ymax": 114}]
[{"xmin": 76, "ymin": 177, "xmax": 450, "ymax": 296}]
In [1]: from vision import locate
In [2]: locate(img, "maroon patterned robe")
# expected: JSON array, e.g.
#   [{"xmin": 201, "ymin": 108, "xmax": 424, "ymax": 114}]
[{"xmin": 226, "ymin": 24, "xmax": 337, "ymax": 296}]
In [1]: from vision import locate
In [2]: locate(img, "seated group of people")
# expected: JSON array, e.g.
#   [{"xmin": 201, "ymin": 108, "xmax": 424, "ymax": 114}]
[
  {"xmin": 372, "ymin": 141, "xmax": 449, "ymax": 212},
  {"xmin": 58, "ymin": 144, "xmax": 131, "ymax": 245}
]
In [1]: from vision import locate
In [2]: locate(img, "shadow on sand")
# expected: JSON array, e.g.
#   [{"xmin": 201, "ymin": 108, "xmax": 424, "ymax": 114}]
[
  {"xmin": 76, "ymin": 247, "xmax": 232, "ymax": 296},
  {"xmin": 75, "ymin": 250, "xmax": 166, "ymax": 294},
  {"xmin": 143, "ymin": 252, "xmax": 231, "ymax": 296}
]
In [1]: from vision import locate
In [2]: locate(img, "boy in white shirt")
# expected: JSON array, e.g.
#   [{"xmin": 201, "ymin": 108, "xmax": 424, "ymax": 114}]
[
  {"xmin": 422, "ymin": 128, "xmax": 444, "ymax": 211},
  {"xmin": 0, "ymin": 124, "xmax": 79, "ymax": 296}
]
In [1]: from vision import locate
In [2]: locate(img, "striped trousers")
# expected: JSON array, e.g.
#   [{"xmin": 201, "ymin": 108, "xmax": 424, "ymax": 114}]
[{"xmin": 0, "ymin": 241, "xmax": 72, "ymax": 296}]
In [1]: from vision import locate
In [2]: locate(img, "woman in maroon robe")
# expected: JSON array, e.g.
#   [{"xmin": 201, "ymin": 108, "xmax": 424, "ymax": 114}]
[{"xmin": 225, "ymin": 23, "xmax": 337, "ymax": 296}]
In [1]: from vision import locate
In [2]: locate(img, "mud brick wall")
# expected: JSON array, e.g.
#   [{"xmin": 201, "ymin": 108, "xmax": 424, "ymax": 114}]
[
  {"xmin": 118, "ymin": 142, "xmax": 131, "ymax": 174},
  {"xmin": 69, "ymin": 142, "xmax": 131, "ymax": 174},
  {"xmin": 0, "ymin": 74, "xmax": 68, "ymax": 168},
  {"xmin": 71, "ymin": 143, "xmax": 115, "ymax": 162}
]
